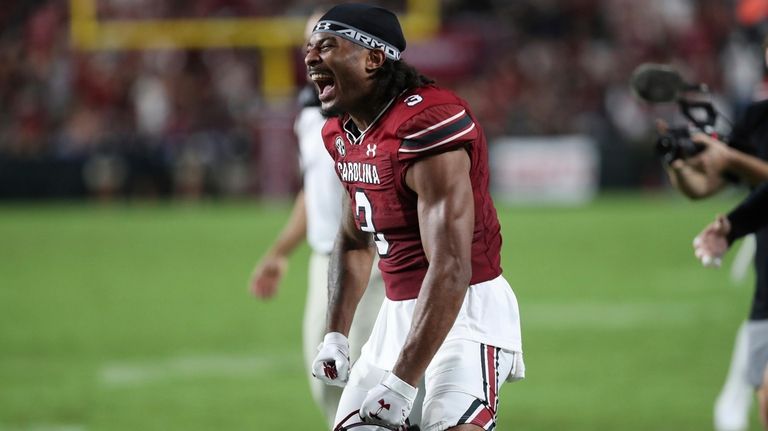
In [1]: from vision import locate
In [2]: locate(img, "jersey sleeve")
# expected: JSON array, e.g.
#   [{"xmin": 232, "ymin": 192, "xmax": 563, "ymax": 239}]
[{"xmin": 396, "ymin": 104, "xmax": 477, "ymax": 162}]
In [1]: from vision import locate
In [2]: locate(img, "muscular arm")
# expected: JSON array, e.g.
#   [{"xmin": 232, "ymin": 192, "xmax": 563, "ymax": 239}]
[
  {"xmin": 393, "ymin": 148, "xmax": 474, "ymax": 386},
  {"xmin": 326, "ymin": 192, "xmax": 376, "ymax": 336}
]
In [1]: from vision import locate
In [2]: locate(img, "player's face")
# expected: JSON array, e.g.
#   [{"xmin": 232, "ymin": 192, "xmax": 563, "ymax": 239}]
[{"xmin": 305, "ymin": 33, "xmax": 372, "ymax": 116}]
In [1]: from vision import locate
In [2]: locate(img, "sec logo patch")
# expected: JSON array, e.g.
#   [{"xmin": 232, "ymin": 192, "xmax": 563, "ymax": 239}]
[{"xmin": 335, "ymin": 136, "xmax": 346, "ymax": 157}]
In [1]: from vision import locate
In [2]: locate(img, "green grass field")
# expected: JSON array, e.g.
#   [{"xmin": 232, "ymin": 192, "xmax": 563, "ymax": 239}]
[{"xmin": 0, "ymin": 193, "xmax": 760, "ymax": 430}]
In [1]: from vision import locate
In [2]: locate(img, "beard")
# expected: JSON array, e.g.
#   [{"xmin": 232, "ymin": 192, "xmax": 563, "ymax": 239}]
[{"xmin": 320, "ymin": 105, "xmax": 344, "ymax": 118}]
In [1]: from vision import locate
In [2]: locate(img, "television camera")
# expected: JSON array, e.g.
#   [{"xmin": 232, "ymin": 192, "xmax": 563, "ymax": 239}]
[{"xmin": 630, "ymin": 63, "xmax": 724, "ymax": 164}]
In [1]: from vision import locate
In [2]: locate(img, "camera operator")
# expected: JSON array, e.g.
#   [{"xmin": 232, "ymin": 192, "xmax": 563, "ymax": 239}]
[{"xmin": 660, "ymin": 47, "xmax": 768, "ymax": 429}]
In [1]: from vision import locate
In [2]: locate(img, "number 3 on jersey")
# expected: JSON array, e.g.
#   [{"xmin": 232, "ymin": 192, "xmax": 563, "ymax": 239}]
[{"xmin": 354, "ymin": 189, "xmax": 390, "ymax": 256}]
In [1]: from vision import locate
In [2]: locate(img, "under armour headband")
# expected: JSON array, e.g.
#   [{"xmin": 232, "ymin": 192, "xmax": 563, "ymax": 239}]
[{"xmin": 312, "ymin": 4, "xmax": 406, "ymax": 61}]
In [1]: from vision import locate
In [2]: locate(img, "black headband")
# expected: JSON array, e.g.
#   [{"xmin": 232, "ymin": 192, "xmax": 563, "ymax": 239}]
[{"xmin": 312, "ymin": 4, "xmax": 406, "ymax": 62}]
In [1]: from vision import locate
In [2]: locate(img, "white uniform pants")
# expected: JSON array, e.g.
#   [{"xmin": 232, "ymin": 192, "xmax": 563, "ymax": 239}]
[{"xmin": 333, "ymin": 275, "xmax": 524, "ymax": 430}]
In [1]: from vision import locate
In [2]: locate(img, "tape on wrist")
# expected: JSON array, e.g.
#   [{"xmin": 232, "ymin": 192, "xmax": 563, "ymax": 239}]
[
  {"xmin": 382, "ymin": 372, "xmax": 417, "ymax": 401},
  {"xmin": 324, "ymin": 332, "xmax": 348, "ymax": 346}
]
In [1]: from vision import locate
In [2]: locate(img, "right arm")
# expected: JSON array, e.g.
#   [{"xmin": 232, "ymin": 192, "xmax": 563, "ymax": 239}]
[
  {"xmin": 664, "ymin": 159, "xmax": 726, "ymax": 199},
  {"xmin": 310, "ymin": 193, "xmax": 374, "ymax": 387},
  {"xmin": 672, "ymin": 133, "xmax": 768, "ymax": 196},
  {"xmin": 310, "ymin": 192, "xmax": 374, "ymax": 387},
  {"xmin": 663, "ymin": 132, "xmax": 734, "ymax": 199},
  {"xmin": 326, "ymin": 192, "xmax": 376, "ymax": 336}
]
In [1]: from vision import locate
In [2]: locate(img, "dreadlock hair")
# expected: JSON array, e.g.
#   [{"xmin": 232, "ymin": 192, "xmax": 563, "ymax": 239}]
[{"xmin": 371, "ymin": 60, "xmax": 435, "ymax": 105}]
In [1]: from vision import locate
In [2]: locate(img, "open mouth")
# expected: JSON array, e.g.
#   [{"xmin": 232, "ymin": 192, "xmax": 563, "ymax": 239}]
[{"xmin": 309, "ymin": 71, "xmax": 336, "ymax": 102}]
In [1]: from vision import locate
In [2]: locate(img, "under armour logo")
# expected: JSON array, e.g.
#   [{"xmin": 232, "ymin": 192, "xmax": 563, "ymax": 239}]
[
  {"xmin": 314, "ymin": 21, "xmax": 332, "ymax": 31},
  {"xmin": 322, "ymin": 361, "xmax": 338, "ymax": 379},
  {"xmin": 370, "ymin": 398, "xmax": 390, "ymax": 419},
  {"xmin": 366, "ymin": 143, "xmax": 377, "ymax": 157}
]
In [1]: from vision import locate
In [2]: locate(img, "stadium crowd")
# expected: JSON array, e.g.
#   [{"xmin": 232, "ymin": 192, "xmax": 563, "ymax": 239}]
[{"xmin": 0, "ymin": 0, "xmax": 763, "ymax": 199}]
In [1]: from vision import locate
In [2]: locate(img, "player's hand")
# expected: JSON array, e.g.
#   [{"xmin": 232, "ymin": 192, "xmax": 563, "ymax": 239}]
[
  {"xmin": 311, "ymin": 332, "xmax": 350, "ymax": 387},
  {"xmin": 249, "ymin": 255, "xmax": 287, "ymax": 299},
  {"xmin": 360, "ymin": 372, "xmax": 417, "ymax": 429},
  {"xmin": 693, "ymin": 215, "xmax": 731, "ymax": 268}
]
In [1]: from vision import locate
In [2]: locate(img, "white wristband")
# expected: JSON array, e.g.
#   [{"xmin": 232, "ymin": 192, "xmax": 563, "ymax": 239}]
[{"xmin": 381, "ymin": 372, "xmax": 417, "ymax": 401}]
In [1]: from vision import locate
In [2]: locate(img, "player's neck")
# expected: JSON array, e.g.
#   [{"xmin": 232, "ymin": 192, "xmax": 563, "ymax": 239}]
[{"xmin": 348, "ymin": 95, "xmax": 396, "ymax": 132}]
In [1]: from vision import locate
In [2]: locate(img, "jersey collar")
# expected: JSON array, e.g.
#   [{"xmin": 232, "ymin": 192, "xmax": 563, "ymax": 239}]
[{"xmin": 342, "ymin": 95, "xmax": 398, "ymax": 145}]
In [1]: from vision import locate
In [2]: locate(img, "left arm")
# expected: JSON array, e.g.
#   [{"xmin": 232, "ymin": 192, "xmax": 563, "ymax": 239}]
[
  {"xmin": 725, "ymin": 181, "xmax": 768, "ymax": 241},
  {"xmin": 693, "ymin": 181, "xmax": 768, "ymax": 267},
  {"xmin": 393, "ymin": 148, "xmax": 474, "ymax": 385}
]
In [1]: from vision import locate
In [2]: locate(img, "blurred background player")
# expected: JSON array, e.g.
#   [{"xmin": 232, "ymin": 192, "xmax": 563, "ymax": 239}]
[
  {"xmin": 306, "ymin": 4, "xmax": 523, "ymax": 430},
  {"xmin": 661, "ymin": 36, "xmax": 768, "ymax": 431},
  {"xmin": 694, "ymin": 180, "xmax": 768, "ymax": 429},
  {"xmin": 248, "ymin": 9, "xmax": 384, "ymax": 426}
]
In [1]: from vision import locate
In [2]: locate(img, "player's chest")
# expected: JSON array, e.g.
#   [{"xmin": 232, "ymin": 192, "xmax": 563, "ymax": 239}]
[{"xmin": 332, "ymin": 132, "xmax": 399, "ymax": 189}]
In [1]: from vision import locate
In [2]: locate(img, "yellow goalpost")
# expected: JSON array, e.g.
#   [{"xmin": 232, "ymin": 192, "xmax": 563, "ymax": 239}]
[{"xmin": 69, "ymin": 0, "xmax": 440, "ymax": 100}]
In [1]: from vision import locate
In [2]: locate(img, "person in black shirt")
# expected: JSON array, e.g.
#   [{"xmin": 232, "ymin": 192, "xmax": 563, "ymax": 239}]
[{"xmin": 665, "ymin": 94, "xmax": 768, "ymax": 429}]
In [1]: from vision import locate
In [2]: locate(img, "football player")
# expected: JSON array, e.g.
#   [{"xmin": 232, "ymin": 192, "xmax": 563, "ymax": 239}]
[{"xmin": 306, "ymin": 4, "xmax": 524, "ymax": 430}]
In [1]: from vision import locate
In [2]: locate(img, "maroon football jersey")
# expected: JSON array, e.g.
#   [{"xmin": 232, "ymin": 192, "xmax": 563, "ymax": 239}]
[{"xmin": 322, "ymin": 85, "xmax": 502, "ymax": 300}]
